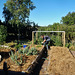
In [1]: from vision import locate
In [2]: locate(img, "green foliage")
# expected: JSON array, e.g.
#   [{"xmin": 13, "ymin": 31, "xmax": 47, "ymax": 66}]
[
  {"xmin": 9, "ymin": 50, "xmax": 24, "ymax": 66},
  {"xmin": 50, "ymin": 35, "xmax": 62, "ymax": 46},
  {"xmin": 3, "ymin": 0, "xmax": 36, "ymax": 41},
  {"xmin": 19, "ymin": 46, "xmax": 38, "ymax": 56},
  {"xmin": 38, "ymin": 23, "xmax": 75, "ymax": 46},
  {"xmin": 34, "ymin": 38, "xmax": 43, "ymax": 45},
  {"xmin": 9, "ymin": 44, "xmax": 38, "ymax": 66},
  {"xmin": 18, "ymin": 49, "xmax": 23, "ymax": 54},
  {"xmin": 3, "ymin": 6, "xmax": 13, "ymax": 24},
  {"xmin": 9, "ymin": 50, "xmax": 15, "ymax": 62},
  {"xmin": 0, "ymin": 25, "xmax": 7, "ymax": 45},
  {"xmin": 18, "ymin": 47, "xmax": 29, "ymax": 55},
  {"xmin": 27, "ymin": 47, "xmax": 38, "ymax": 55},
  {"xmin": 23, "ymin": 47, "xmax": 29, "ymax": 54},
  {"xmin": 65, "ymin": 43, "xmax": 72, "ymax": 48},
  {"xmin": 20, "ymin": 54, "xmax": 23, "ymax": 64},
  {"xmin": 15, "ymin": 43, "xmax": 22, "ymax": 49},
  {"xmin": 4, "ymin": 0, "xmax": 36, "ymax": 25},
  {"xmin": 61, "ymin": 12, "xmax": 75, "ymax": 25}
]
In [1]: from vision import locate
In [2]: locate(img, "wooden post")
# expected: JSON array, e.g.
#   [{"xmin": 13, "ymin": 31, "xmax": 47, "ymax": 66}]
[
  {"xmin": 62, "ymin": 32, "xmax": 63, "ymax": 45},
  {"xmin": 62, "ymin": 32, "xmax": 65, "ymax": 47},
  {"xmin": 32, "ymin": 32, "xmax": 34, "ymax": 45},
  {"xmin": 36, "ymin": 32, "xmax": 38, "ymax": 41},
  {"xmin": 63, "ymin": 32, "xmax": 65, "ymax": 47}
]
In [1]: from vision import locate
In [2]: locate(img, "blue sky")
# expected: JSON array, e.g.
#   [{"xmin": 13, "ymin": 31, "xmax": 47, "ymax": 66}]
[{"xmin": 0, "ymin": 0, "xmax": 75, "ymax": 26}]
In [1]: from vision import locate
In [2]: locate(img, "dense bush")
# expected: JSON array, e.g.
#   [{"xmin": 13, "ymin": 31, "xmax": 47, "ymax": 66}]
[
  {"xmin": 34, "ymin": 37, "xmax": 43, "ymax": 45},
  {"xmin": 50, "ymin": 35, "xmax": 62, "ymax": 46},
  {"xmin": 38, "ymin": 24, "xmax": 75, "ymax": 46},
  {"xmin": 0, "ymin": 25, "xmax": 7, "ymax": 44},
  {"xmin": 65, "ymin": 43, "xmax": 72, "ymax": 48}
]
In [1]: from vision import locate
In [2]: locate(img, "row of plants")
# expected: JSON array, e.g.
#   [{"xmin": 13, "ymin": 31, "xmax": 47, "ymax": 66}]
[{"xmin": 9, "ymin": 44, "xmax": 38, "ymax": 66}]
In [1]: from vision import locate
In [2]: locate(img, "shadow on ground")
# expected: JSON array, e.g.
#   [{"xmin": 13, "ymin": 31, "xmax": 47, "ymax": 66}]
[{"xmin": 30, "ymin": 49, "xmax": 48, "ymax": 75}]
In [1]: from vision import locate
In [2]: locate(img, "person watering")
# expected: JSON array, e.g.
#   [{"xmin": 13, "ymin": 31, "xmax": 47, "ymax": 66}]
[{"xmin": 41, "ymin": 35, "xmax": 50, "ymax": 50}]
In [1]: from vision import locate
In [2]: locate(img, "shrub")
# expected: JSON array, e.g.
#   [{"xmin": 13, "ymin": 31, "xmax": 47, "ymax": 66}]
[
  {"xmin": 0, "ymin": 25, "xmax": 7, "ymax": 45},
  {"xmin": 34, "ymin": 37, "xmax": 43, "ymax": 45},
  {"xmin": 50, "ymin": 35, "xmax": 62, "ymax": 46},
  {"xmin": 15, "ymin": 43, "xmax": 22, "ymax": 49},
  {"xmin": 65, "ymin": 43, "xmax": 72, "ymax": 48}
]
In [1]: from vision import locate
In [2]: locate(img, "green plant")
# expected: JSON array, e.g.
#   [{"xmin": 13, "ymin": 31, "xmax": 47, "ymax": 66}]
[
  {"xmin": 65, "ymin": 43, "xmax": 72, "ymax": 48},
  {"xmin": 9, "ymin": 50, "xmax": 25, "ymax": 66},
  {"xmin": 0, "ymin": 25, "xmax": 7, "ymax": 45},
  {"xmin": 9, "ymin": 51, "xmax": 15, "ymax": 62},
  {"xmin": 27, "ymin": 47, "xmax": 38, "ymax": 56},
  {"xmin": 23, "ymin": 47, "xmax": 29, "ymax": 54},
  {"xmin": 15, "ymin": 53, "xmax": 18, "ymax": 61},
  {"xmin": 20, "ymin": 54, "xmax": 22, "ymax": 64},
  {"xmin": 34, "ymin": 37, "xmax": 43, "ymax": 45},
  {"xmin": 50, "ymin": 35, "xmax": 62, "ymax": 46},
  {"xmin": 15, "ymin": 43, "xmax": 22, "ymax": 49},
  {"xmin": 18, "ymin": 49, "xmax": 23, "ymax": 54}
]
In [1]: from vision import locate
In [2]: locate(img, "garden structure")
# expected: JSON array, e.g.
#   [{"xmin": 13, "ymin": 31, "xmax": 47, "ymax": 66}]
[{"xmin": 32, "ymin": 31, "xmax": 65, "ymax": 47}]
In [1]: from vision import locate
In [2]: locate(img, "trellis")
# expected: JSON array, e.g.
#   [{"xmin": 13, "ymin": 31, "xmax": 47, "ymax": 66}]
[{"xmin": 32, "ymin": 31, "xmax": 65, "ymax": 47}]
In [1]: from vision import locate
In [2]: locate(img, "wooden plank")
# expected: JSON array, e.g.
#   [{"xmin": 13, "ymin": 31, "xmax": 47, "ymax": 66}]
[
  {"xmin": 33, "ymin": 31, "xmax": 65, "ymax": 32},
  {"xmin": 62, "ymin": 32, "xmax": 65, "ymax": 47}
]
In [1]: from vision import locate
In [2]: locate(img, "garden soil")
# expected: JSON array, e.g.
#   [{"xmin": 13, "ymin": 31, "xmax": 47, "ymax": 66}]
[
  {"xmin": 0, "ymin": 45, "xmax": 43, "ymax": 72},
  {"xmin": 48, "ymin": 46, "xmax": 75, "ymax": 75}
]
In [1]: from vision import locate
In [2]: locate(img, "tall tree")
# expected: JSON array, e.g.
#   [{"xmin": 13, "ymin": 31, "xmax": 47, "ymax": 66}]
[
  {"xmin": 61, "ymin": 12, "xmax": 75, "ymax": 25},
  {"xmin": 3, "ymin": 6, "xmax": 13, "ymax": 24},
  {"xmin": 4, "ymin": 0, "xmax": 35, "ymax": 40}
]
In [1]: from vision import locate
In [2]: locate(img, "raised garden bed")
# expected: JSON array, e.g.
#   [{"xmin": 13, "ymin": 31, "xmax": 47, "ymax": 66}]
[
  {"xmin": 0, "ymin": 48, "xmax": 16, "ymax": 59},
  {"xmin": 0, "ymin": 44, "xmax": 45, "ymax": 75},
  {"xmin": 48, "ymin": 46, "xmax": 75, "ymax": 75}
]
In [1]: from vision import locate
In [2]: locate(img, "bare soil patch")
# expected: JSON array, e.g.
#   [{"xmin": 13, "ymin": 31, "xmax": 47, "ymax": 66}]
[{"xmin": 48, "ymin": 46, "xmax": 75, "ymax": 75}]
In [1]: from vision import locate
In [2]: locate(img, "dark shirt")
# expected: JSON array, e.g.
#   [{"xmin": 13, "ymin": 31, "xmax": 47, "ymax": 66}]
[{"xmin": 43, "ymin": 36, "xmax": 50, "ymax": 40}]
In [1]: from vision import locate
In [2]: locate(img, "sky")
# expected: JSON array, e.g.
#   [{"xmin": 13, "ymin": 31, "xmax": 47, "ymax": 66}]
[{"xmin": 0, "ymin": 0, "xmax": 75, "ymax": 26}]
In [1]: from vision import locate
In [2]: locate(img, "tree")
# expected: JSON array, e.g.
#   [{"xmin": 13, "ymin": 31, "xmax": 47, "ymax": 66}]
[
  {"xmin": 61, "ymin": 12, "xmax": 75, "ymax": 25},
  {"xmin": 0, "ymin": 20, "xmax": 2, "ymax": 25},
  {"xmin": 4, "ymin": 0, "xmax": 35, "ymax": 41},
  {"xmin": 0, "ymin": 25, "xmax": 7, "ymax": 44},
  {"xmin": 3, "ymin": 6, "xmax": 13, "ymax": 24}
]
